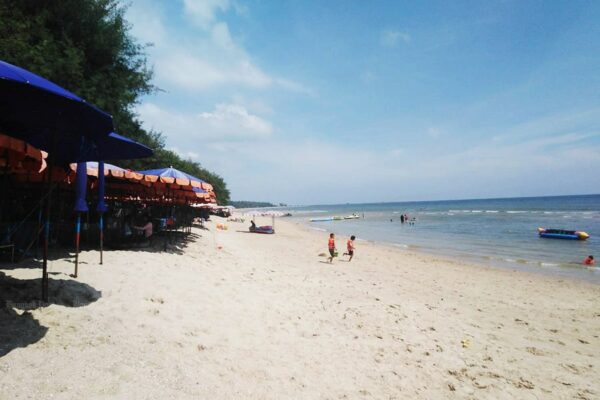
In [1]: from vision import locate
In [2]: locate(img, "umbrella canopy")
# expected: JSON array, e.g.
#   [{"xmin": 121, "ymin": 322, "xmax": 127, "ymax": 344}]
[
  {"xmin": 87, "ymin": 132, "xmax": 153, "ymax": 161},
  {"xmin": 71, "ymin": 161, "xmax": 147, "ymax": 183},
  {"xmin": 0, "ymin": 60, "xmax": 113, "ymax": 162},
  {"xmin": 0, "ymin": 132, "xmax": 47, "ymax": 172},
  {"xmin": 85, "ymin": 161, "xmax": 127, "ymax": 175},
  {"xmin": 138, "ymin": 166, "xmax": 212, "ymax": 190}
]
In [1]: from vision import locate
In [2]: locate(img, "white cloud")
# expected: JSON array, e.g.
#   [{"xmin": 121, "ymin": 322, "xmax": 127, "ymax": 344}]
[
  {"xmin": 204, "ymin": 127, "xmax": 600, "ymax": 203},
  {"xmin": 156, "ymin": 52, "xmax": 272, "ymax": 90},
  {"xmin": 427, "ymin": 127, "xmax": 442, "ymax": 138},
  {"xmin": 169, "ymin": 147, "xmax": 201, "ymax": 161},
  {"xmin": 127, "ymin": 1, "xmax": 311, "ymax": 94},
  {"xmin": 137, "ymin": 102, "xmax": 273, "ymax": 144},
  {"xmin": 183, "ymin": 0, "xmax": 231, "ymax": 29},
  {"xmin": 126, "ymin": 0, "xmax": 168, "ymax": 46},
  {"xmin": 380, "ymin": 30, "xmax": 411, "ymax": 47}
]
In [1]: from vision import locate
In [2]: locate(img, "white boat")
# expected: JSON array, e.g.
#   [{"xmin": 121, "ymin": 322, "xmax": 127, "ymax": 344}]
[{"xmin": 311, "ymin": 214, "xmax": 360, "ymax": 222}]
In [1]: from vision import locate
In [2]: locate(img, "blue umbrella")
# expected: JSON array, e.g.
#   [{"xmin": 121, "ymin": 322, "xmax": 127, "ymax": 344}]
[
  {"xmin": 0, "ymin": 60, "xmax": 113, "ymax": 162},
  {"xmin": 0, "ymin": 60, "xmax": 114, "ymax": 300},
  {"xmin": 73, "ymin": 163, "xmax": 89, "ymax": 278},
  {"xmin": 72, "ymin": 134, "xmax": 152, "ymax": 274},
  {"xmin": 138, "ymin": 166, "xmax": 207, "ymax": 188},
  {"xmin": 137, "ymin": 167, "xmax": 209, "ymax": 241},
  {"xmin": 86, "ymin": 132, "xmax": 154, "ymax": 161}
]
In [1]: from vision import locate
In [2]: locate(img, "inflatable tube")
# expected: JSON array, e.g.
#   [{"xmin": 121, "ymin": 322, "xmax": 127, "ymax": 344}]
[
  {"xmin": 538, "ymin": 228, "xmax": 589, "ymax": 240},
  {"xmin": 250, "ymin": 225, "xmax": 274, "ymax": 234}
]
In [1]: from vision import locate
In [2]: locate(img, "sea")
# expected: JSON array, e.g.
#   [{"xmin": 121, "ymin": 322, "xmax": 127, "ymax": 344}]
[{"xmin": 278, "ymin": 194, "xmax": 600, "ymax": 283}]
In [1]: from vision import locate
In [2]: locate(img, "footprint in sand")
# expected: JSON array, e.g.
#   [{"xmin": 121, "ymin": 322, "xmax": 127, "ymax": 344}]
[{"xmin": 561, "ymin": 363, "xmax": 582, "ymax": 374}]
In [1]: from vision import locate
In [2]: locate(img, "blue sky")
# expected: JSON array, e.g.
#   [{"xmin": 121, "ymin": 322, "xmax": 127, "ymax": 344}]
[{"xmin": 127, "ymin": 0, "xmax": 600, "ymax": 204}]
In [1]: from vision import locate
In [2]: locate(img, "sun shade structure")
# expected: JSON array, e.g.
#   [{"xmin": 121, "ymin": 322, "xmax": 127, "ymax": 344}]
[
  {"xmin": 0, "ymin": 60, "xmax": 114, "ymax": 162},
  {"xmin": 1, "ymin": 60, "xmax": 116, "ymax": 300},
  {"xmin": 0, "ymin": 133, "xmax": 46, "ymax": 172},
  {"xmin": 69, "ymin": 132, "xmax": 152, "ymax": 276},
  {"xmin": 138, "ymin": 167, "xmax": 213, "ymax": 191},
  {"xmin": 88, "ymin": 132, "xmax": 154, "ymax": 161}
]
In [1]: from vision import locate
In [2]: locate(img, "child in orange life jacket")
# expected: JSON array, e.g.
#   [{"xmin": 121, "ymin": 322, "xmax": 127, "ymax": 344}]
[
  {"xmin": 343, "ymin": 235, "xmax": 356, "ymax": 261},
  {"xmin": 328, "ymin": 233, "xmax": 336, "ymax": 263}
]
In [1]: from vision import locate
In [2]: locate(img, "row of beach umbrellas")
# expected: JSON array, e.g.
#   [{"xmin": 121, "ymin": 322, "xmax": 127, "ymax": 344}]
[{"xmin": 0, "ymin": 60, "xmax": 213, "ymax": 300}]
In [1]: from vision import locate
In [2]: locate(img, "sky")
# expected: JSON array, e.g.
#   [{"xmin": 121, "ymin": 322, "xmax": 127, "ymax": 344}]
[{"xmin": 126, "ymin": 0, "xmax": 600, "ymax": 205}]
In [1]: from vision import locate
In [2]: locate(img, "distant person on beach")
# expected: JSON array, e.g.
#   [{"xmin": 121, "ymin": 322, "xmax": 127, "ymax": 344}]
[
  {"xmin": 133, "ymin": 217, "xmax": 153, "ymax": 239},
  {"xmin": 328, "ymin": 233, "xmax": 336, "ymax": 263},
  {"xmin": 400, "ymin": 214, "xmax": 405, "ymax": 223},
  {"xmin": 250, "ymin": 220, "xmax": 256, "ymax": 231},
  {"xmin": 343, "ymin": 235, "xmax": 356, "ymax": 261},
  {"xmin": 583, "ymin": 255, "xmax": 595, "ymax": 265}
]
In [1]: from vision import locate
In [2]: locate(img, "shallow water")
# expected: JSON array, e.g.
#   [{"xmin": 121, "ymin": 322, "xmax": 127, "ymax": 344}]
[{"xmin": 280, "ymin": 195, "xmax": 600, "ymax": 283}]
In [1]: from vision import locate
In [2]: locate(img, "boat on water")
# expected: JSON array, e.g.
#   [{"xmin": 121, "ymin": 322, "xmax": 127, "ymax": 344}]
[{"xmin": 538, "ymin": 228, "xmax": 589, "ymax": 240}]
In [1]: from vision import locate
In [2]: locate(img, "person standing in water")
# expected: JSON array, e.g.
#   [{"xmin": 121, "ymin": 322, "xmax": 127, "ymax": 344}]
[
  {"xmin": 400, "ymin": 214, "xmax": 405, "ymax": 223},
  {"xmin": 583, "ymin": 255, "xmax": 595, "ymax": 265},
  {"xmin": 328, "ymin": 233, "xmax": 336, "ymax": 263},
  {"xmin": 343, "ymin": 235, "xmax": 356, "ymax": 261}
]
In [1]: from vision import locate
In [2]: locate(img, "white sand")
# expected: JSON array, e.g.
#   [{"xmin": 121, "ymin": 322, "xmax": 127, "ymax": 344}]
[{"xmin": 1, "ymin": 217, "xmax": 599, "ymax": 399}]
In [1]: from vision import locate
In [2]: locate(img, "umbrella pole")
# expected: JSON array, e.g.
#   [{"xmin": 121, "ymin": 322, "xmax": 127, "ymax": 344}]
[
  {"xmin": 41, "ymin": 154, "xmax": 54, "ymax": 302},
  {"xmin": 99, "ymin": 213, "xmax": 104, "ymax": 265},
  {"xmin": 74, "ymin": 212, "xmax": 81, "ymax": 278}
]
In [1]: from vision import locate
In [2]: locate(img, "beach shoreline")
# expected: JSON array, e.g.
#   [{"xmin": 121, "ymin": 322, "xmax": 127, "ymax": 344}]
[
  {"xmin": 1, "ymin": 216, "xmax": 599, "ymax": 399},
  {"xmin": 290, "ymin": 215, "xmax": 600, "ymax": 286}
]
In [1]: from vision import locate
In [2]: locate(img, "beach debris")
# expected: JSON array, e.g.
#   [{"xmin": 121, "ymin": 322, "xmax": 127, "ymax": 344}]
[
  {"xmin": 513, "ymin": 377, "xmax": 535, "ymax": 389},
  {"xmin": 461, "ymin": 339, "xmax": 471, "ymax": 348},
  {"xmin": 448, "ymin": 383, "xmax": 456, "ymax": 391},
  {"xmin": 526, "ymin": 347, "xmax": 546, "ymax": 356},
  {"xmin": 197, "ymin": 344, "xmax": 206, "ymax": 351}
]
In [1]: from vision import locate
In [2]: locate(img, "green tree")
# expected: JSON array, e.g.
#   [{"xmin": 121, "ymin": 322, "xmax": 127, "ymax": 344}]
[{"xmin": 0, "ymin": 0, "xmax": 230, "ymax": 203}]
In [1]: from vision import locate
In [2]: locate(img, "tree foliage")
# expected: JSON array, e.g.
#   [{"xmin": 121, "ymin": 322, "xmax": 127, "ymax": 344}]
[{"xmin": 0, "ymin": 0, "xmax": 230, "ymax": 203}]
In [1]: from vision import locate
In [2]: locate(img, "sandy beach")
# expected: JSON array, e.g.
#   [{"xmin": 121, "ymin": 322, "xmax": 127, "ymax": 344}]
[{"xmin": 1, "ymin": 216, "xmax": 599, "ymax": 399}]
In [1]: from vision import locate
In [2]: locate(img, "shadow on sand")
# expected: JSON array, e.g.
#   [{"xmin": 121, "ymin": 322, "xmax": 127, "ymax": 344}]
[
  {"xmin": 0, "ymin": 271, "xmax": 101, "ymax": 358},
  {"xmin": 105, "ymin": 231, "xmax": 202, "ymax": 256},
  {"xmin": 0, "ymin": 231, "xmax": 203, "ymax": 272}
]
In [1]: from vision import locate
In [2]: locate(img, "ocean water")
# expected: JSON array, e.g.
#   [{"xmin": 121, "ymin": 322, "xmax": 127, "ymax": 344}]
[{"xmin": 282, "ymin": 195, "xmax": 600, "ymax": 283}]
